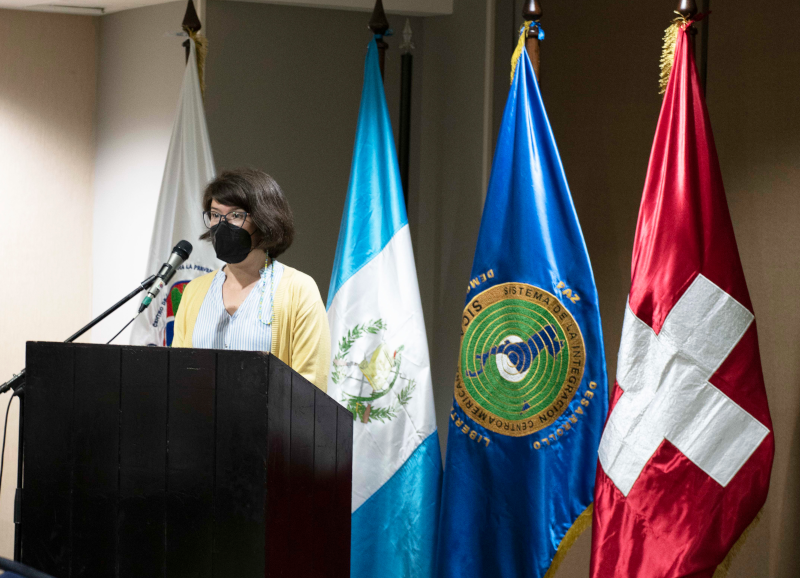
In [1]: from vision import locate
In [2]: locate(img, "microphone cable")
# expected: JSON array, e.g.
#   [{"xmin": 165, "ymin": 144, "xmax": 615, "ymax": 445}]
[
  {"xmin": 0, "ymin": 390, "xmax": 20, "ymax": 497},
  {"xmin": 106, "ymin": 314, "xmax": 139, "ymax": 345}
]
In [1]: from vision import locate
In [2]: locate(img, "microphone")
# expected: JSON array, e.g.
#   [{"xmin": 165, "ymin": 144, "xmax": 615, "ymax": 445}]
[{"xmin": 138, "ymin": 240, "xmax": 193, "ymax": 313}]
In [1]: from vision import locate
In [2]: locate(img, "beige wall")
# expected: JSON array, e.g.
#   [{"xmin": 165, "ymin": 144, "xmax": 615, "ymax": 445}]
[
  {"xmin": 709, "ymin": 6, "xmax": 800, "ymax": 576},
  {"xmin": 92, "ymin": 1, "xmax": 187, "ymax": 344},
  {"xmin": 0, "ymin": 8, "xmax": 98, "ymax": 556},
  {"xmin": 488, "ymin": 0, "xmax": 800, "ymax": 576}
]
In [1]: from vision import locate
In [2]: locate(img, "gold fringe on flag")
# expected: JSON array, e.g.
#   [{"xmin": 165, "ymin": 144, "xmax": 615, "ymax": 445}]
[
  {"xmin": 659, "ymin": 12, "xmax": 688, "ymax": 95},
  {"xmin": 711, "ymin": 509, "xmax": 763, "ymax": 578},
  {"xmin": 543, "ymin": 504, "xmax": 594, "ymax": 578},
  {"xmin": 510, "ymin": 21, "xmax": 532, "ymax": 84},
  {"xmin": 185, "ymin": 29, "xmax": 208, "ymax": 99}
]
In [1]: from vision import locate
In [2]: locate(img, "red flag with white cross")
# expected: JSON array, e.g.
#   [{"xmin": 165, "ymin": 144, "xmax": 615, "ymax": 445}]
[{"xmin": 590, "ymin": 19, "xmax": 774, "ymax": 578}]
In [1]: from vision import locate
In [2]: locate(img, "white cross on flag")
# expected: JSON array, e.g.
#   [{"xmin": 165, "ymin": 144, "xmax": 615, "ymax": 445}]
[{"xmin": 590, "ymin": 21, "xmax": 774, "ymax": 578}]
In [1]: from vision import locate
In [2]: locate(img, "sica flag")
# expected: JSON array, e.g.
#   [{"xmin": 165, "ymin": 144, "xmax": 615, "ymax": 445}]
[
  {"xmin": 591, "ymin": 19, "xmax": 774, "ymax": 578},
  {"xmin": 130, "ymin": 37, "xmax": 220, "ymax": 346},
  {"xmin": 326, "ymin": 38, "xmax": 441, "ymax": 578},
  {"xmin": 437, "ymin": 29, "xmax": 608, "ymax": 578}
]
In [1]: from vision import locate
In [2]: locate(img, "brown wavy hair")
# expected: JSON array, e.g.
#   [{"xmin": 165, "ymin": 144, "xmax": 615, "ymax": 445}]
[{"xmin": 200, "ymin": 168, "xmax": 295, "ymax": 258}]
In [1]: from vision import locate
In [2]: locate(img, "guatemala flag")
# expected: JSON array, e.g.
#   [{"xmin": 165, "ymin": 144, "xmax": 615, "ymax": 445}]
[
  {"xmin": 326, "ymin": 38, "xmax": 442, "ymax": 578},
  {"xmin": 436, "ymin": 31, "xmax": 609, "ymax": 578}
]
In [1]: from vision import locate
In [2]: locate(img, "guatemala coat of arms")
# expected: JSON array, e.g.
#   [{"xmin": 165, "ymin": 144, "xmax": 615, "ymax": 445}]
[{"xmin": 332, "ymin": 319, "xmax": 417, "ymax": 423}]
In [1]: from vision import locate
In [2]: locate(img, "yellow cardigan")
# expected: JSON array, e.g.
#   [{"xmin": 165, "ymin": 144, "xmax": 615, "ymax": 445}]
[{"xmin": 172, "ymin": 265, "xmax": 330, "ymax": 392}]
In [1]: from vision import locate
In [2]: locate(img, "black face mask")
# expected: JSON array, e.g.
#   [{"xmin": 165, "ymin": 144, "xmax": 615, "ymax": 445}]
[{"xmin": 211, "ymin": 222, "xmax": 253, "ymax": 264}]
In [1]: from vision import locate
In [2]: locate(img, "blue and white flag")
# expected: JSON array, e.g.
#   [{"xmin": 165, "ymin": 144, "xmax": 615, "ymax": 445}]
[
  {"xmin": 327, "ymin": 38, "xmax": 441, "ymax": 578},
  {"xmin": 436, "ymin": 33, "xmax": 609, "ymax": 578}
]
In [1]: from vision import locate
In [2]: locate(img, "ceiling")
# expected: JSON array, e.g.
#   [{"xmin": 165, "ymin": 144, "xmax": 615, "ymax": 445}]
[{"xmin": 2, "ymin": 0, "xmax": 452, "ymax": 16}]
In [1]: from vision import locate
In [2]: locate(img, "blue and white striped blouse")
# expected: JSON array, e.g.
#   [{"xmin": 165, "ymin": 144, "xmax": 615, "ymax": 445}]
[{"xmin": 192, "ymin": 260, "xmax": 285, "ymax": 352}]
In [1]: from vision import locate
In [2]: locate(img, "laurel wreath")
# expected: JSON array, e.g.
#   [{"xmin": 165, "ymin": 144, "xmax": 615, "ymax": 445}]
[
  {"xmin": 343, "ymin": 365, "xmax": 417, "ymax": 423},
  {"xmin": 332, "ymin": 319, "xmax": 417, "ymax": 423},
  {"xmin": 331, "ymin": 319, "xmax": 386, "ymax": 384}
]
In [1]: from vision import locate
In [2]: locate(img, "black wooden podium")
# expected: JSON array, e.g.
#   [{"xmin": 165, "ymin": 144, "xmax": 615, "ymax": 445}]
[{"xmin": 21, "ymin": 342, "xmax": 352, "ymax": 578}]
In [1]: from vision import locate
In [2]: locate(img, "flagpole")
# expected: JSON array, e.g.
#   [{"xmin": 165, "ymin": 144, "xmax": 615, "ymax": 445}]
[
  {"xmin": 675, "ymin": 0, "xmax": 708, "ymax": 94},
  {"xmin": 522, "ymin": 0, "xmax": 543, "ymax": 81},
  {"xmin": 399, "ymin": 20, "xmax": 414, "ymax": 209},
  {"xmin": 368, "ymin": 0, "xmax": 390, "ymax": 80},
  {"xmin": 676, "ymin": 0, "xmax": 697, "ymax": 52},
  {"xmin": 182, "ymin": 0, "xmax": 202, "ymax": 63},
  {"xmin": 698, "ymin": 0, "xmax": 710, "ymax": 93}
]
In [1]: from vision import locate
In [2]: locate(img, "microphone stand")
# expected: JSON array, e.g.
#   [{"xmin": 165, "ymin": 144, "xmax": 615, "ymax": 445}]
[{"xmin": 0, "ymin": 273, "xmax": 157, "ymax": 561}]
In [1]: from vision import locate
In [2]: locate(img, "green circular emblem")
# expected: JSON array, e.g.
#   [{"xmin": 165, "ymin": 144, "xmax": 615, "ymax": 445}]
[{"xmin": 455, "ymin": 283, "xmax": 585, "ymax": 437}]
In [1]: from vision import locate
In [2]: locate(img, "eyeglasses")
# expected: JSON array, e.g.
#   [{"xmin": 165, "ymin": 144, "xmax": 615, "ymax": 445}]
[{"xmin": 203, "ymin": 210, "xmax": 249, "ymax": 229}]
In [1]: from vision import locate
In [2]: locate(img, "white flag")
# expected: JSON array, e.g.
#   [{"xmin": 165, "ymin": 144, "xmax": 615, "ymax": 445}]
[{"xmin": 130, "ymin": 38, "xmax": 220, "ymax": 347}]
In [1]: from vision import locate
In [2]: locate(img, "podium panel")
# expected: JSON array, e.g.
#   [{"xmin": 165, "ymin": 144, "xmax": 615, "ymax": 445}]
[{"xmin": 22, "ymin": 342, "xmax": 352, "ymax": 578}]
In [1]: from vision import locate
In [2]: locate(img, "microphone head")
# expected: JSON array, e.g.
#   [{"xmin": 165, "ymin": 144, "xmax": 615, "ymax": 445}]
[{"xmin": 173, "ymin": 240, "xmax": 193, "ymax": 260}]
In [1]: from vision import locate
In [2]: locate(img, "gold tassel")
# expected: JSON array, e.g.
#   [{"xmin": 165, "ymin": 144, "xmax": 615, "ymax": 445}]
[
  {"xmin": 712, "ymin": 509, "xmax": 763, "ymax": 578},
  {"xmin": 510, "ymin": 21, "xmax": 532, "ymax": 84},
  {"xmin": 186, "ymin": 29, "xmax": 208, "ymax": 99},
  {"xmin": 543, "ymin": 504, "xmax": 594, "ymax": 578},
  {"xmin": 659, "ymin": 12, "xmax": 687, "ymax": 95}
]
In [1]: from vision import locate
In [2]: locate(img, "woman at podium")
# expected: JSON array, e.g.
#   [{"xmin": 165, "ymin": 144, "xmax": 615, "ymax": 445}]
[{"xmin": 172, "ymin": 168, "xmax": 330, "ymax": 390}]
